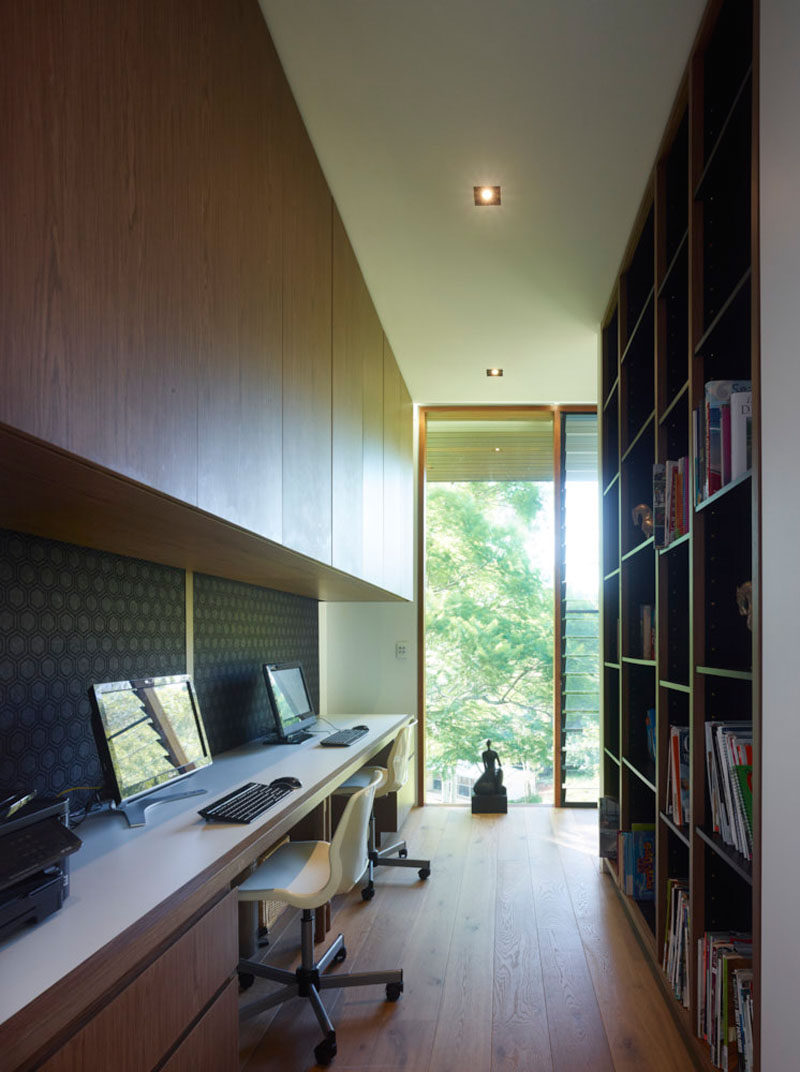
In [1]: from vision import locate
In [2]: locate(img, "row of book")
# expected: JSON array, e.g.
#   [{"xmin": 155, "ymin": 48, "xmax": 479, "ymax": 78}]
[
  {"xmin": 663, "ymin": 877, "xmax": 690, "ymax": 1007},
  {"xmin": 698, "ymin": 930, "xmax": 753, "ymax": 1071},
  {"xmin": 705, "ymin": 721, "xmax": 753, "ymax": 860},
  {"xmin": 616, "ymin": 824, "xmax": 654, "ymax": 900},
  {"xmin": 694, "ymin": 379, "xmax": 752, "ymax": 504},
  {"xmin": 666, "ymin": 724, "xmax": 690, "ymax": 827},
  {"xmin": 653, "ymin": 457, "xmax": 690, "ymax": 547}
]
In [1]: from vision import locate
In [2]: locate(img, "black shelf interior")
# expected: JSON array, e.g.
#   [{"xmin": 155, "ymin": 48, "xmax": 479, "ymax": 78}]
[
  {"xmin": 621, "ymin": 299, "xmax": 655, "ymax": 448},
  {"xmin": 603, "ymin": 574, "xmax": 620, "ymax": 664},
  {"xmin": 660, "ymin": 390, "xmax": 689, "ymax": 464},
  {"xmin": 701, "ymin": 480, "xmax": 753, "ymax": 672},
  {"xmin": 702, "ymin": 0, "xmax": 754, "ymax": 162},
  {"xmin": 659, "ymin": 243, "xmax": 689, "ymax": 407},
  {"xmin": 662, "ymin": 541, "xmax": 690, "ymax": 685},
  {"xmin": 664, "ymin": 110, "xmax": 689, "ymax": 265},
  {"xmin": 624, "ymin": 205, "xmax": 655, "ymax": 339},
  {"xmin": 603, "ymin": 481, "xmax": 619, "ymax": 577},
  {"xmin": 602, "ymin": 387, "xmax": 619, "ymax": 489},
  {"xmin": 694, "ymin": 272, "xmax": 752, "ymax": 384},
  {"xmin": 696, "ymin": 87, "xmax": 752, "ymax": 332},
  {"xmin": 701, "ymin": 830, "xmax": 754, "ymax": 903},
  {"xmin": 624, "ymin": 662, "xmax": 656, "ymax": 783},
  {"xmin": 622, "ymin": 548, "xmax": 656, "ymax": 661},
  {"xmin": 604, "ymin": 665, "xmax": 620, "ymax": 758},
  {"xmin": 603, "ymin": 307, "xmax": 619, "ymax": 404},
  {"xmin": 620, "ymin": 421, "xmax": 655, "ymax": 557}
]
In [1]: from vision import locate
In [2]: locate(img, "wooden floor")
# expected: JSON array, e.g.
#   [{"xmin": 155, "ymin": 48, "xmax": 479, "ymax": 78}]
[{"xmin": 239, "ymin": 807, "xmax": 697, "ymax": 1072}]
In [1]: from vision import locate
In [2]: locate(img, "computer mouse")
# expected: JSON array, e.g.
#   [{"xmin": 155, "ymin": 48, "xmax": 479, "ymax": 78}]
[
  {"xmin": 353, "ymin": 725, "xmax": 368, "ymax": 732},
  {"xmin": 274, "ymin": 776, "xmax": 302, "ymax": 789}
]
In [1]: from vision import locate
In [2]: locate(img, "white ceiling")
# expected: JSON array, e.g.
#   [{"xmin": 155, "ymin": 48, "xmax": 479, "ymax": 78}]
[{"xmin": 258, "ymin": 1, "xmax": 705, "ymax": 406}]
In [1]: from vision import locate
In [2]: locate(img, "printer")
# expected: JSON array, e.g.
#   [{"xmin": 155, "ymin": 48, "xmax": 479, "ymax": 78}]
[{"xmin": 0, "ymin": 796, "xmax": 82, "ymax": 942}]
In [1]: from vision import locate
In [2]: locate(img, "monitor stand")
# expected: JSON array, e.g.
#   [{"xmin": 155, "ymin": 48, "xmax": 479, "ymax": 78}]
[{"xmin": 116, "ymin": 788, "xmax": 207, "ymax": 828}]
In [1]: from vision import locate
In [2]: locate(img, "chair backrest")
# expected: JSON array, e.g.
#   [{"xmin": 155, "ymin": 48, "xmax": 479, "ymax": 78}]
[
  {"xmin": 330, "ymin": 768, "xmax": 383, "ymax": 895},
  {"xmin": 381, "ymin": 719, "xmax": 416, "ymax": 796}
]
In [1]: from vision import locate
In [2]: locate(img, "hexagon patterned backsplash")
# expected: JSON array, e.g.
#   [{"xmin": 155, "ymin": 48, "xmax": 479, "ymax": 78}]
[
  {"xmin": 0, "ymin": 531, "xmax": 320, "ymax": 815},
  {"xmin": 192, "ymin": 572, "xmax": 319, "ymax": 755},
  {"xmin": 0, "ymin": 529, "xmax": 186, "ymax": 812}
]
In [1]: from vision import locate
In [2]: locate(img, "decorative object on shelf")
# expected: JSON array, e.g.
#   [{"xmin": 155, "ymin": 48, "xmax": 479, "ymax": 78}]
[
  {"xmin": 471, "ymin": 739, "xmax": 507, "ymax": 814},
  {"xmin": 632, "ymin": 503, "xmax": 654, "ymax": 538},
  {"xmin": 736, "ymin": 580, "xmax": 753, "ymax": 631}
]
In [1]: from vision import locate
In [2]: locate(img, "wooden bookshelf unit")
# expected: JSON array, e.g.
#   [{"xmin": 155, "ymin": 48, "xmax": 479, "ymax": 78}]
[{"xmin": 599, "ymin": 1, "xmax": 760, "ymax": 1069}]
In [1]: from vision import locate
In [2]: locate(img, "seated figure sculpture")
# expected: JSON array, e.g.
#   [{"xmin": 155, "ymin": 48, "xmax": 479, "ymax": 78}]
[{"xmin": 473, "ymin": 739, "xmax": 506, "ymax": 796}]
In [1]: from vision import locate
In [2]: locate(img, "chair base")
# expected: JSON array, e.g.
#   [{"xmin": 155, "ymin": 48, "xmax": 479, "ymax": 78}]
[
  {"xmin": 360, "ymin": 827, "xmax": 432, "ymax": 900},
  {"xmin": 238, "ymin": 909, "xmax": 403, "ymax": 1066}
]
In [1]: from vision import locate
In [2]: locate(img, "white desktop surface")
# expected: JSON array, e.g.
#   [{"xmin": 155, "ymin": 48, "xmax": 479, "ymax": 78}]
[{"xmin": 0, "ymin": 714, "xmax": 408, "ymax": 1030}]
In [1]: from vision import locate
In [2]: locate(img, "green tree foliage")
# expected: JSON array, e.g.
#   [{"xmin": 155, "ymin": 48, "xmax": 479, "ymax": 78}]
[{"xmin": 425, "ymin": 481, "xmax": 554, "ymax": 787}]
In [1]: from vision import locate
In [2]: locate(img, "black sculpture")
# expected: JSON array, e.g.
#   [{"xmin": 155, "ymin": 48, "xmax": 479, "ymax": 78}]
[{"xmin": 471, "ymin": 739, "xmax": 508, "ymax": 814}]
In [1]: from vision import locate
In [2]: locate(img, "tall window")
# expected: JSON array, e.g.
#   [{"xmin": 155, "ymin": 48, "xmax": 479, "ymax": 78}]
[{"xmin": 421, "ymin": 407, "xmax": 598, "ymax": 806}]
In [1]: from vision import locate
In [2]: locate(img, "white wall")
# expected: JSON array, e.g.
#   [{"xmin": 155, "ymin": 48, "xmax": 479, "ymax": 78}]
[
  {"xmin": 759, "ymin": 3, "xmax": 800, "ymax": 1066},
  {"xmin": 319, "ymin": 601, "xmax": 418, "ymax": 718}
]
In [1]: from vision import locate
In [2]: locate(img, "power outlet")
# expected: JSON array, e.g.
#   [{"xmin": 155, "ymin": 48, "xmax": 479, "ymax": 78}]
[{"xmin": 395, "ymin": 641, "xmax": 409, "ymax": 659}]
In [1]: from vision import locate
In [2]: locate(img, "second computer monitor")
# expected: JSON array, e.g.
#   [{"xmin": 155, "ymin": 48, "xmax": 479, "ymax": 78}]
[{"xmin": 262, "ymin": 662, "xmax": 317, "ymax": 743}]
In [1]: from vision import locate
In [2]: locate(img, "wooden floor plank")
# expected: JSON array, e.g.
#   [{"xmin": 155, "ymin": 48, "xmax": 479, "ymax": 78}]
[
  {"xmin": 524, "ymin": 808, "xmax": 615, "ymax": 1072},
  {"xmin": 492, "ymin": 809, "xmax": 553, "ymax": 1072}
]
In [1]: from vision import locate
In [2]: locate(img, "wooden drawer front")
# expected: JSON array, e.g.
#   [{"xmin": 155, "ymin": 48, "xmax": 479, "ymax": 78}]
[
  {"xmin": 160, "ymin": 978, "xmax": 238, "ymax": 1072},
  {"xmin": 40, "ymin": 892, "xmax": 237, "ymax": 1072}
]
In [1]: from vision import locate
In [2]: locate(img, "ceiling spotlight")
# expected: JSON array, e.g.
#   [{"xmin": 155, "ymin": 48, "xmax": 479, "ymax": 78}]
[
  {"xmin": 486, "ymin": 368, "xmax": 503, "ymax": 377},
  {"xmin": 494, "ymin": 447, "xmax": 501, "ymax": 453},
  {"xmin": 474, "ymin": 185, "xmax": 501, "ymax": 206}
]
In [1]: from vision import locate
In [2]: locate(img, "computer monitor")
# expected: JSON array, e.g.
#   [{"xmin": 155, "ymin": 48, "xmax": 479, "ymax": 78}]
[
  {"xmin": 262, "ymin": 662, "xmax": 317, "ymax": 743},
  {"xmin": 89, "ymin": 674, "xmax": 211, "ymax": 827}
]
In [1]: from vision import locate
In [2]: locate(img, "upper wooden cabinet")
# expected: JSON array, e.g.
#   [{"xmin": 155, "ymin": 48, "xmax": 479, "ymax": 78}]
[
  {"xmin": 332, "ymin": 208, "xmax": 385, "ymax": 581},
  {"xmin": 195, "ymin": 5, "xmax": 283, "ymax": 542},
  {"xmin": 383, "ymin": 338, "xmax": 414, "ymax": 600},
  {"xmin": 280, "ymin": 89, "xmax": 333, "ymax": 564},
  {"xmin": 0, "ymin": 0, "xmax": 413, "ymax": 601}
]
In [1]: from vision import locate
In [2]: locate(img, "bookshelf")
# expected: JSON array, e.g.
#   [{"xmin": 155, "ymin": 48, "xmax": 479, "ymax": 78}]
[{"xmin": 599, "ymin": 1, "xmax": 759, "ymax": 1069}]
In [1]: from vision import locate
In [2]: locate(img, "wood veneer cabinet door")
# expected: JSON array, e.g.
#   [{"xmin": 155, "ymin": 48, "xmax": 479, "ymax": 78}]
[
  {"xmin": 160, "ymin": 978, "xmax": 238, "ymax": 1072},
  {"xmin": 38, "ymin": 891, "xmax": 237, "ymax": 1072},
  {"xmin": 0, "ymin": 2, "xmax": 204, "ymax": 505},
  {"xmin": 280, "ymin": 88, "xmax": 333, "ymax": 563},
  {"xmin": 194, "ymin": 4, "xmax": 283, "ymax": 542},
  {"xmin": 332, "ymin": 208, "xmax": 384, "ymax": 579},
  {"xmin": 382, "ymin": 338, "xmax": 413, "ymax": 599},
  {"xmin": 362, "ymin": 320, "xmax": 385, "ymax": 587}
]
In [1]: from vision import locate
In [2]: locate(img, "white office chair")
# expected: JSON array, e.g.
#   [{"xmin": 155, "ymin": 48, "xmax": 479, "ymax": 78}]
[
  {"xmin": 335, "ymin": 719, "xmax": 431, "ymax": 902},
  {"xmin": 236, "ymin": 770, "xmax": 403, "ymax": 1067}
]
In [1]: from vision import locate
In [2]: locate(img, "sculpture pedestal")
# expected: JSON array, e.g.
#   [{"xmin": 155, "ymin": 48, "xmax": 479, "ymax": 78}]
[{"xmin": 471, "ymin": 792, "xmax": 507, "ymax": 814}]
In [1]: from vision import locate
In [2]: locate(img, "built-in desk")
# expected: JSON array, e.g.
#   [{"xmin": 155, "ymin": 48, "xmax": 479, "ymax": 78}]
[{"xmin": 0, "ymin": 713, "xmax": 409, "ymax": 1072}]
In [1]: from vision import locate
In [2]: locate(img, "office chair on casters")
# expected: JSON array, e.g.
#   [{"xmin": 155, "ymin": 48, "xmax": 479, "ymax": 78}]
[
  {"xmin": 236, "ymin": 770, "xmax": 403, "ymax": 1067},
  {"xmin": 335, "ymin": 719, "xmax": 431, "ymax": 902}
]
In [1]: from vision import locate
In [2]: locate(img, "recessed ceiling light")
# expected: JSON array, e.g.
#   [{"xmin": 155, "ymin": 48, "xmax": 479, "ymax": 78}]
[
  {"xmin": 486, "ymin": 368, "xmax": 503, "ymax": 377},
  {"xmin": 474, "ymin": 185, "xmax": 501, "ymax": 206}
]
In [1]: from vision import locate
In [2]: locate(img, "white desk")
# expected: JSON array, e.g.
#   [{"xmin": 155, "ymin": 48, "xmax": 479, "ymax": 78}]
[{"xmin": 0, "ymin": 713, "xmax": 409, "ymax": 1072}]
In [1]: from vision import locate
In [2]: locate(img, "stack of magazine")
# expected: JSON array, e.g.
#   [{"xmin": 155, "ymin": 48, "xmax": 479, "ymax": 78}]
[
  {"xmin": 663, "ymin": 877, "xmax": 690, "ymax": 1007},
  {"xmin": 705, "ymin": 720, "xmax": 753, "ymax": 860},
  {"xmin": 697, "ymin": 931, "xmax": 753, "ymax": 1071}
]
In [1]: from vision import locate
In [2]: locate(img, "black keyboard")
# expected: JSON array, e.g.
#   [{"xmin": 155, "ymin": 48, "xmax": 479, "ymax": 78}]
[
  {"xmin": 320, "ymin": 726, "xmax": 369, "ymax": 748},
  {"xmin": 0, "ymin": 817, "xmax": 82, "ymax": 892},
  {"xmin": 198, "ymin": 781, "xmax": 294, "ymax": 824}
]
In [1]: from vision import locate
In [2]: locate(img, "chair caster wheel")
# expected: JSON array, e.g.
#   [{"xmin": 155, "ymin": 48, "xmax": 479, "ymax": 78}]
[
  {"xmin": 314, "ymin": 1034, "xmax": 337, "ymax": 1065},
  {"xmin": 419, "ymin": 868, "xmax": 431, "ymax": 880},
  {"xmin": 399, "ymin": 848, "xmax": 408, "ymax": 858},
  {"xmin": 334, "ymin": 946, "xmax": 347, "ymax": 964},
  {"xmin": 238, "ymin": 972, "xmax": 254, "ymax": 991},
  {"xmin": 386, "ymin": 982, "xmax": 403, "ymax": 1002},
  {"xmin": 361, "ymin": 885, "xmax": 375, "ymax": 901}
]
